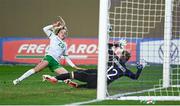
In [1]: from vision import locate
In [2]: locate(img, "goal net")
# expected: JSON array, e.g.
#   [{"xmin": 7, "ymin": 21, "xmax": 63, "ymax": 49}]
[{"xmin": 98, "ymin": 0, "xmax": 180, "ymax": 101}]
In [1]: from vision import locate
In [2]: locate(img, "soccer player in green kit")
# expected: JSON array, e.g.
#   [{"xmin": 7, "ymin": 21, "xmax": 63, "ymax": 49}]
[{"xmin": 13, "ymin": 19, "xmax": 85, "ymax": 86}]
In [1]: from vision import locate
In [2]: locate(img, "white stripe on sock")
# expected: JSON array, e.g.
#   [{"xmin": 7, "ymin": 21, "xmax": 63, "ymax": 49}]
[{"xmin": 18, "ymin": 69, "xmax": 35, "ymax": 81}]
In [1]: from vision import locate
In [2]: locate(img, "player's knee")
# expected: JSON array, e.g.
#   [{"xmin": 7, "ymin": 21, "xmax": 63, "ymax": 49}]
[{"xmin": 33, "ymin": 68, "xmax": 40, "ymax": 73}]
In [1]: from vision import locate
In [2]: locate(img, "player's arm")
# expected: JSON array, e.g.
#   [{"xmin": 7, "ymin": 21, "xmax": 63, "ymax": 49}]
[
  {"xmin": 43, "ymin": 21, "xmax": 61, "ymax": 38},
  {"xmin": 64, "ymin": 55, "xmax": 75, "ymax": 67},
  {"xmin": 107, "ymin": 43, "xmax": 121, "ymax": 58},
  {"xmin": 107, "ymin": 43, "xmax": 119, "ymax": 61},
  {"xmin": 108, "ymin": 40, "xmax": 127, "ymax": 48},
  {"xmin": 63, "ymin": 45, "xmax": 86, "ymax": 70},
  {"xmin": 125, "ymin": 63, "xmax": 144, "ymax": 80},
  {"xmin": 43, "ymin": 25, "xmax": 54, "ymax": 38},
  {"xmin": 64, "ymin": 55, "xmax": 86, "ymax": 70},
  {"xmin": 108, "ymin": 43, "xmax": 119, "ymax": 48},
  {"xmin": 108, "ymin": 43, "xmax": 114, "ymax": 55}
]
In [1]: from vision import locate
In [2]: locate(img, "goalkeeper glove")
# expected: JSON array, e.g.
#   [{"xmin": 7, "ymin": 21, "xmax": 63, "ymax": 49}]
[
  {"xmin": 136, "ymin": 62, "xmax": 143, "ymax": 70},
  {"xmin": 118, "ymin": 40, "xmax": 127, "ymax": 49}
]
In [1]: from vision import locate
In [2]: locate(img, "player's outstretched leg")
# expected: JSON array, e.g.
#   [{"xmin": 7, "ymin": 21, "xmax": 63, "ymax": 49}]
[
  {"xmin": 13, "ymin": 79, "xmax": 20, "ymax": 85},
  {"xmin": 13, "ymin": 69, "xmax": 35, "ymax": 85},
  {"xmin": 42, "ymin": 75, "xmax": 58, "ymax": 84},
  {"xmin": 13, "ymin": 61, "xmax": 48, "ymax": 85}
]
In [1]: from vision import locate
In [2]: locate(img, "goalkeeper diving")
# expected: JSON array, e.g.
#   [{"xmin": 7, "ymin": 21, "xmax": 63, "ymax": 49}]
[{"xmin": 43, "ymin": 40, "xmax": 145, "ymax": 88}]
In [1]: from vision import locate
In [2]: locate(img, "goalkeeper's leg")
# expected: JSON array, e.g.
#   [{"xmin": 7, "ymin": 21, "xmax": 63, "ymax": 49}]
[
  {"xmin": 54, "ymin": 69, "xmax": 97, "ymax": 82},
  {"xmin": 43, "ymin": 73, "xmax": 78, "ymax": 87},
  {"xmin": 73, "ymin": 70, "xmax": 97, "ymax": 88},
  {"xmin": 43, "ymin": 72, "xmax": 80, "ymax": 88},
  {"xmin": 55, "ymin": 70, "xmax": 91, "ymax": 82},
  {"xmin": 44, "ymin": 69, "xmax": 97, "ymax": 88}
]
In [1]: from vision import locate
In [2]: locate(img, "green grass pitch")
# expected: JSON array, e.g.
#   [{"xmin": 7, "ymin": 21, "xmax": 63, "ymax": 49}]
[
  {"xmin": 0, "ymin": 65, "xmax": 96, "ymax": 105},
  {"xmin": 0, "ymin": 65, "xmax": 180, "ymax": 105}
]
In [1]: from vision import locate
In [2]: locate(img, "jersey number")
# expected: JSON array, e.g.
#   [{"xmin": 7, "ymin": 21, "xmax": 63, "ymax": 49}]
[
  {"xmin": 58, "ymin": 42, "xmax": 65, "ymax": 48},
  {"xmin": 107, "ymin": 66, "xmax": 118, "ymax": 80}
]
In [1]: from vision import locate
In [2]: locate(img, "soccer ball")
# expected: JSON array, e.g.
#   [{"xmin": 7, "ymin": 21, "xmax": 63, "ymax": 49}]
[{"xmin": 146, "ymin": 100, "xmax": 155, "ymax": 104}]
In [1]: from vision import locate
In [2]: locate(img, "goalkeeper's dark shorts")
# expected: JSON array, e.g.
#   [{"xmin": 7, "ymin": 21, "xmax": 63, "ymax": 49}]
[{"xmin": 74, "ymin": 69, "xmax": 97, "ymax": 89}]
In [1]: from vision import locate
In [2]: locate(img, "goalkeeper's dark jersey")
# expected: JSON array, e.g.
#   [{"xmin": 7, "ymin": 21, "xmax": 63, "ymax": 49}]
[
  {"xmin": 77, "ymin": 43, "xmax": 143, "ymax": 88},
  {"xmin": 106, "ymin": 58, "xmax": 142, "ymax": 84},
  {"xmin": 106, "ymin": 43, "xmax": 142, "ymax": 84},
  {"xmin": 75, "ymin": 59, "xmax": 142, "ymax": 88}
]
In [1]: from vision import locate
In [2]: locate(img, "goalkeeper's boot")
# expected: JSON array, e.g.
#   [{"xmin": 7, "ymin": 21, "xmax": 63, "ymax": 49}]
[
  {"xmin": 64, "ymin": 79, "xmax": 78, "ymax": 88},
  {"xmin": 13, "ymin": 79, "xmax": 20, "ymax": 85},
  {"xmin": 42, "ymin": 75, "xmax": 58, "ymax": 84},
  {"xmin": 42, "ymin": 75, "xmax": 52, "ymax": 82}
]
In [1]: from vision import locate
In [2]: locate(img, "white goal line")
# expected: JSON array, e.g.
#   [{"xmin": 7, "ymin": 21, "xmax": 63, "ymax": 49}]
[
  {"xmin": 107, "ymin": 96, "xmax": 180, "ymax": 101},
  {"xmin": 107, "ymin": 87, "xmax": 164, "ymax": 98},
  {"xmin": 106, "ymin": 87, "xmax": 180, "ymax": 101}
]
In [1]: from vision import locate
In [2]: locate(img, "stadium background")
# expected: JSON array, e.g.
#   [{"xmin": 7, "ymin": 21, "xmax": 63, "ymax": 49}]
[
  {"xmin": 0, "ymin": 0, "xmax": 99, "ymax": 37},
  {"xmin": 0, "ymin": 0, "xmax": 100, "ymax": 64},
  {"xmin": 0, "ymin": 0, "xmax": 172, "ymax": 65}
]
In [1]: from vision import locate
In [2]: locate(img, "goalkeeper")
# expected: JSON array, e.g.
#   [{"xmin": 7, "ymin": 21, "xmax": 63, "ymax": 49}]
[{"xmin": 43, "ymin": 41, "xmax": 144, "ymax": 88}]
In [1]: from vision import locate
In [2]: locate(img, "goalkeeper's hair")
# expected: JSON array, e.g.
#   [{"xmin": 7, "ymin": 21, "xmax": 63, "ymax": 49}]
[{"xmin": 122, "ymin": 50, "xmax": 131, "ymax": 61}]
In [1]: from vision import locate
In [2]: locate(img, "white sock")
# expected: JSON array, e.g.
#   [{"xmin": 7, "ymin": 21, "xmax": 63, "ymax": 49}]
[{"xmin": 18, "ymin": 69, "xmax": 35, "ymax": 81}]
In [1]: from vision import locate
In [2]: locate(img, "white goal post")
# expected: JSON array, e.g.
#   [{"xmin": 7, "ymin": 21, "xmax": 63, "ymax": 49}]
[
  {"xmin": 163, "ymin": 0, "xmax": 173, "ymax": 88},
  {"xmin": 97, "ymin": 0, "xmax": 109, "ymax": 100},
  {"xmin": 97, "ymin": 0, "xmax": 180, "ymax": 101}
]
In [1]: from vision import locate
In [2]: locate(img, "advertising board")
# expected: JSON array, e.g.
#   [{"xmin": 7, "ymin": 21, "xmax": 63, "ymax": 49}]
[{"xmin": 2, "ymin": 38, "xmax": 137, "ymax": 65}]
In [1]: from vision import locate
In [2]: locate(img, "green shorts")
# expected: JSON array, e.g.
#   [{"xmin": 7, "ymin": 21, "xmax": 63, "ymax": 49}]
[{"xmin": 43, "ymin": 55, "xmax": 62, "ymax": 72}]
